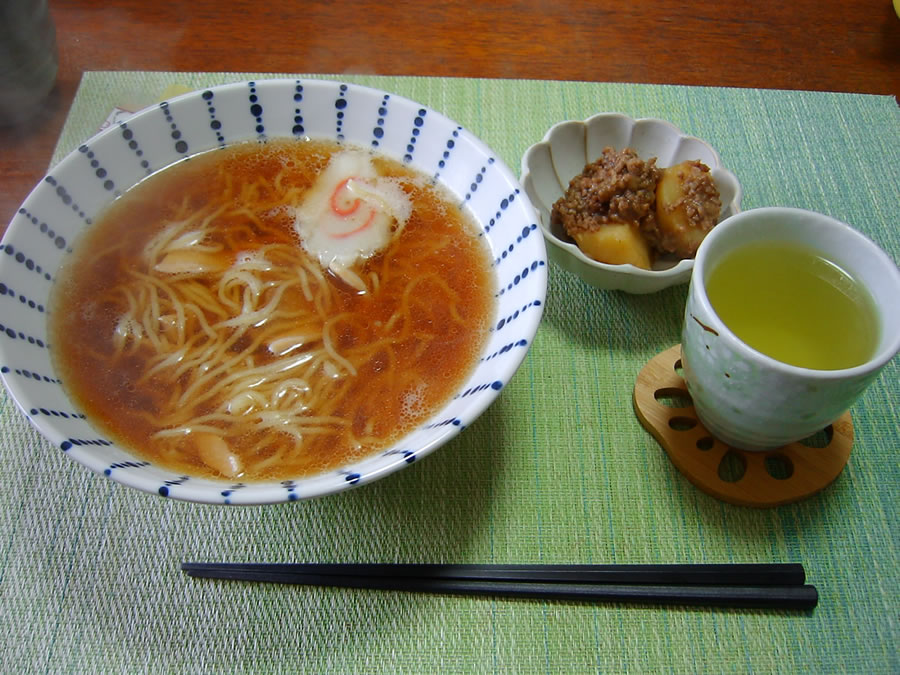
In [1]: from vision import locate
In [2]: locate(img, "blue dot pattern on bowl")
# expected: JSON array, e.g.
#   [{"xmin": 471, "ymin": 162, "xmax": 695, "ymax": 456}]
[
  {"xmin": 247, "ymin": 81, "xmax": 265, "ymax": 139},
  {"xmin": 117, "ymin": 123, "xmax": 153, "ymax": 173},
  {"xmin": 13, "ymin": 207, "xmax": 69, "ymax": 256},
  {"xmin": 371, "ymin": 94, "xmax": 387, "ymax": 145},
  {"xmin": 0, "ymin": 78, "xmax": 547, "ymax": 505},
  {"xmin": 43, "ymin": 175, "xmax": 91, "ymax": 226},
  {"xmin": 160, "ymin": 100, "xmax": 190, "ymax": 154}
]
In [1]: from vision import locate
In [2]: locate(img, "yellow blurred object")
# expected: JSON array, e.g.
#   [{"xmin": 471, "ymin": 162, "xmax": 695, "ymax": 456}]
[
  {"xmin": 895, "ymin": 0, "xmax": 900, "ymax": 18},
  {"xmin": 159, "ymin": 83, "xmax": 192, "ymax": 101}
]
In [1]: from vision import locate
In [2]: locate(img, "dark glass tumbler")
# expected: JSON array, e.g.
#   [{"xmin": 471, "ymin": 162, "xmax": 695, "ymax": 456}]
[{"xmin": 0, "ymin": 0, "xmax": 58, "ymax": 126}]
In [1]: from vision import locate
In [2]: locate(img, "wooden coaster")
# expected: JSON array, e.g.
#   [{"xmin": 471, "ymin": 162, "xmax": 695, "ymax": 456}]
[{"xmin": 633, "ymin": 345, "xmax": 853, "ymax": 508}]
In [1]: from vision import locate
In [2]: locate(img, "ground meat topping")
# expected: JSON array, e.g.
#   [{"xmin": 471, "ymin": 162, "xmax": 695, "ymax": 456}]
[{"xmin": 550, "ymin": 147, "xmax": 660, "ymax": 237}]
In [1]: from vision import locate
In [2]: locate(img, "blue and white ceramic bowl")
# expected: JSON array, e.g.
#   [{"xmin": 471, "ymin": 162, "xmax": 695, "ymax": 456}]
[{"xmin": 0, "ymin": 79, "xmax": 547, "ymax": 504}]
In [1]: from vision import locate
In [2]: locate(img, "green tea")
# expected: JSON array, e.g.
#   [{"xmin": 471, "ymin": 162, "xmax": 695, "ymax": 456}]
[{"xmin": 705, "ymin": 241, "xmax": 880, "ymax": 370}]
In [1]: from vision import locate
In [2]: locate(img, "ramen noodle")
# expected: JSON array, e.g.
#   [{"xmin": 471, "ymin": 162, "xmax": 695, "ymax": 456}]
[{"xmin": 50, "ymin": 139, "xmax": 496, "ymax": 481}]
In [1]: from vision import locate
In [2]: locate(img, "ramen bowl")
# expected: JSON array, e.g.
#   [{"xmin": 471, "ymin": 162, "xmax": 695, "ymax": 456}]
[
  {"xmin": 0, "ymin": 78, "xmax": 547, "ymax": 504},
  {"xmin": 520, "ymin": 113, "xmax": 742, "ymax": 294}
]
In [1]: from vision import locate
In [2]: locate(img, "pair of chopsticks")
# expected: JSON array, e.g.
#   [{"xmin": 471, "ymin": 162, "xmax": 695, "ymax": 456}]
[{"xmin": 181, "ymin": 562, "xmax": 818, "ymax": 610}]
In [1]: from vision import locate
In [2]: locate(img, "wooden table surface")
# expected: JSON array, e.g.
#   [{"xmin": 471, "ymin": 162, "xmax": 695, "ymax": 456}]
[{"xmin": 2, "ymin": 0, "xmax": 898, "ymax": 234}]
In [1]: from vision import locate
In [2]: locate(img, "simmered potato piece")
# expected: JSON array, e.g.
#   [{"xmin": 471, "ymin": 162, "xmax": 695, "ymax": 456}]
[
  {"xmin": 652, "ymin": 161, "xmax": 721, "ymax": 258},
  {"xmin": 573, "ymin": 223, "xmax": 653, "ymax": 269}
]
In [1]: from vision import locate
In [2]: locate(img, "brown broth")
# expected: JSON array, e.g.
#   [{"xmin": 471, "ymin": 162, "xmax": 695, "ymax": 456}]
[{"xmin": 50, "ymin": 139, "xmax": 496, "ymax": 481}]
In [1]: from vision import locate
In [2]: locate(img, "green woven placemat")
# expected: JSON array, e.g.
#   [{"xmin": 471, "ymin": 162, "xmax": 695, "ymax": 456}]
[{"xmin": 1, "ymin": 71, "xmax": 898, "ymax": 673}]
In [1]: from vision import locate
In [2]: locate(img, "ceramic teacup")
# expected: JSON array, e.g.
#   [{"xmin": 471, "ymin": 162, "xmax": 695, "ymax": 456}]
[{"xmin": 681, "ymin": 207, "xmax": 900, "ymax": 451}]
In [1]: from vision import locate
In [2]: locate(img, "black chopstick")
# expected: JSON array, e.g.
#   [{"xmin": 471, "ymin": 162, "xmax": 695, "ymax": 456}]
[
  {"xmin": 181, "ymin": 562, "xmax": 805, "ymax": 586},
  {"xmin": 181, "ymin": 563, "xmax": 817, "ymax": 610}
]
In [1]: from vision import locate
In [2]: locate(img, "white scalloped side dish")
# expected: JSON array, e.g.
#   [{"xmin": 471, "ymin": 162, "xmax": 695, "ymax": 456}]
[{"xmin": 521, "ymin": 113, "xmax": 742, "ymax": 294}]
